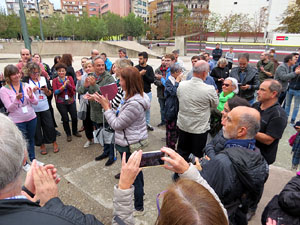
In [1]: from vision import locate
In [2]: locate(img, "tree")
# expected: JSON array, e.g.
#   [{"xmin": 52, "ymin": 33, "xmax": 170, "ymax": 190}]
[
  {"xmin": 276, "ymin": 0, "xmax": 300, "ymax": 33},
  {"xmin": 27, "ymin": 16, "xmax": 40, "ymax": 38},
  {"xmin": 102, "ymin": 12, "xmax": 124, "ymax": 40},
  {"xmin": 63, "ymin": 14, "xmax": 78, "ymax": 40},
  {"xmin": 233, "ymin": 13, "xmax": 252, "ymax": 42},
  {"xmin": 250, "ymin": 7, "xmax": 267, "ymax": 42},
  {"xmin": 0, "ymin": 11, "xmax": 21, "ymax": 39},
  {"xmin": 90, "ymin": 16, "xmax": 107, "ymax": 40},
  {"xmin": 123, "ymin": 13, "xmax": 145, "ymax": 38},
  {"xmin": 218, "ymin": 14, "xmax": 239, "ymax": 41}
]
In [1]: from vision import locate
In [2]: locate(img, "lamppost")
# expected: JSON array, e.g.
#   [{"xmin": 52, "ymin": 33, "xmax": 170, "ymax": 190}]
[
  {"xmin": 36, "ymin": 0, "xmax": 45, "ymax": 41},
  {"xmin": 19, "ymin": 0, "xmax": 31, "ymax": 51}
]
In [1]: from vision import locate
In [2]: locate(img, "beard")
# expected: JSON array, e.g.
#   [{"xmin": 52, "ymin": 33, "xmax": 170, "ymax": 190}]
[{"xmin": 222, "ymin": 127, "xmax": 237, "ymax": 139}]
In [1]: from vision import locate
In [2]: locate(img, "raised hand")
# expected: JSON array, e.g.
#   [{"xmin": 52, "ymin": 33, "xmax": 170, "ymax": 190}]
[{"xmin": 27, "ymin": 87, "xmax": 34, "ymax": 99}]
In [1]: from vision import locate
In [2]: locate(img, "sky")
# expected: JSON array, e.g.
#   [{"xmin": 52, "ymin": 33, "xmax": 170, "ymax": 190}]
[{"xmin": 0, "ymin": 0, "xmax": 62, "ymax": 12}]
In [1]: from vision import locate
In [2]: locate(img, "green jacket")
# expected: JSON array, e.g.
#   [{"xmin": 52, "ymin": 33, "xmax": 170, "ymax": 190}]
[
  {"xmin": 257, "ymin": 60, "xmax": 274, "ymax": 83},
  {"xmin": 78, "ymin": 71, "xmax": 115, "ymax": 124}
]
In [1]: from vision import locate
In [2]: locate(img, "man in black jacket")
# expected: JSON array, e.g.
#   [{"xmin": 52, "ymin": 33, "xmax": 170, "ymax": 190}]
[
  {"xmin": 0, "ymin": 114, "xmax": 104, "ymax": 225},
  {"xmin": 230, "ymin": 53, "xmax": 260, "ymax": 105},
  {"xmin": 212, "ymin": 43, "xmax": 223, "ymax": 67},
  {"xmin": 136, "ymin": 51, "xmax": 155, "ymax": 131},
  {"xmin": 167, "ymin": 106, "xmax": 269, "ymax": 225}
]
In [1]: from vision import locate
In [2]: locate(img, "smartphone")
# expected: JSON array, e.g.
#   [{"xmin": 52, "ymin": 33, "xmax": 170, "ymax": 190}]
[
  {"xmin": 140, "ymin": 151, "xmax": 164, "ymax": 168},
  {"xmin": 41, "ymin": 85, "xmax": 46, "ymax": 89}
]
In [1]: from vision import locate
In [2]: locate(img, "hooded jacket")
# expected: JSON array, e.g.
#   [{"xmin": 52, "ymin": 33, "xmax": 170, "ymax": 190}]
[
  {"xmin": 201, "ymin": 146, "xmax": 269, "ymax": 218},
  {"xmin": 104, "ymin": 93, "xmax": 150, "ymax": 147}
]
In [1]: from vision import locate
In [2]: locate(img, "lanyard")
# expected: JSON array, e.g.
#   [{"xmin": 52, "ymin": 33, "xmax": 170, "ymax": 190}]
[
  {"xmin": 59, "ymin": 77, "xmax": 67, "ymax": 94},
  {"xmin": 116, "ymin": 97, "xmax": 125, "ymax": 117},
  {"xmin": 11, "ymin": 83, "xmax": 24, "ymax": 104},
  {"xmin": 30, "ymin": 78, "xmax": 41, "ymax": 94}
]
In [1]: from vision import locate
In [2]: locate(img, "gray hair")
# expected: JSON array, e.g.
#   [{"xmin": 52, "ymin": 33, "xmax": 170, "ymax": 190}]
[
  {"xmin": 225, "ymin": 77, "xmax": 239, "ymax": 94},
  {"xmin": 238, "ymin": 53, "xmax": 250, "ymax": 62},
  {"xmin": 91, "ymin": 49, "xmax": 99, "ymax": 54},
  {"xmin": 217, "ymin": 58, "xmax": 228, "ymax": 67},
  {"xmin": 0, "ymin": 114, "xmax": 26, "ymax": 190},
  {"xmin": 92, "ymin": 55, "xmax": 104, "ymax": 65},
  {"xmin": 264, "ymin": 79, "xmax": 282, "ymax": 98},
  {"xmin": 170, "ymin": 63, "xmax": 182, "ymax": 74},
  {"xmin": 114, "ymin": 58, "xmax": 132, "ymax": 69},
  {"xmin": 119, "ymin": 48, "xmax": 127, "ymax": 55},
  {"xmin": 239, "ymin": 111, "xmax": 260, "ymax": 139},
  {"xmin": 193, "ymin": 61, "xmax": 209, "ymax": 74}
]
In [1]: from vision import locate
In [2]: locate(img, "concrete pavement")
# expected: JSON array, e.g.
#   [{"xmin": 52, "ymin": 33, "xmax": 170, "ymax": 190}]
[{"xmin": 0, "ymin": 56, "xmax": 298, "ymax": 225}]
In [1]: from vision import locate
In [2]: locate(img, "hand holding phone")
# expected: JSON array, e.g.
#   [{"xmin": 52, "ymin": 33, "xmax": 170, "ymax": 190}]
[{"xmin": 140, "ymin": 151, "xmax": 165, "ymax": 168}]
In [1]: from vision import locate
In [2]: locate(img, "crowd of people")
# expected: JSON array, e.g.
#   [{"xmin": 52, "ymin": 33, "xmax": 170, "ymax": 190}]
[{"xmin": 0, "ymin": 44, "xmax": 300, "ymax": 225}]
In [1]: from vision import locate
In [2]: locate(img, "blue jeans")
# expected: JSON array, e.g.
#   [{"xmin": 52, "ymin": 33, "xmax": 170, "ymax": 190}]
[
  {"xmin": 285, "ymin": 88, "xmax": 300, "ymax": 122},
  {"xmin": 94, "ymin": 123, "xmax": 115, "ymax": 160},
  {"xmin": 145, "ymin": 92, "xmax": 152, "ymax": 125},
  {"xmin": 16, "ymin": 117, "xmax": 37, "ymax": 162},
  {"xmin": 116, "ymin": 145, "xmax": 144, "ymax": 210},
  {"xmin": 158, "ymin": 98, "xmax": 166, "ymax": 124}
]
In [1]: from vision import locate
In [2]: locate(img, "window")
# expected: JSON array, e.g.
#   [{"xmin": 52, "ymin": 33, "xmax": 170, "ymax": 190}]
[
  {"xmin": 89, "ymin": 7, "xmax": 96, "ymax": 11},
  {"xmin": 101, "ymin": 3, "xmax": 108, "ymax": 10},
  {"xmin": 143, "ymin": 1, "xmax": 146, "ymax": 6},
  {"xmin": 234, "ymin": 2, "xmax": 237, "ymax": 4}
]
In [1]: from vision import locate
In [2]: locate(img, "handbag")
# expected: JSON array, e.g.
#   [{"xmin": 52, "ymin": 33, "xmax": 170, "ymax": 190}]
[
  {"xmin": 123, "ymin": 130, "xmax": 148, "ymax": 152},
  {"xmin": 93, "ymin": 111, "xmax": 115, "ymax": 146},
  {"xmin": 289, "ymin": 132, "xmax": 298, "ymax": 147}
]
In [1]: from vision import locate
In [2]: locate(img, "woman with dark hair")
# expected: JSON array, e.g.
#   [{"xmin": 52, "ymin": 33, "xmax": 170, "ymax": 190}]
[
  {"xmin": 60, "ymin": 54, "xmax": 76, "ymax": 84},
  {"xmin": 205, "ymin": 96, "xmax": 250, "ymax": 159},
  {"xmin": 23, "ymin": 62, "xmax": 59, "ymax": 155},
  {"xmin": 52, "ymin": 63, "xmax": 81, "ymax": 142},
  {"xmin": 51, "ymin": 55, "xmax": 61, "ymax": 79},
  {"xmin": 0, "ymin": 64, "xmax": 40, "ymax": 170},
  {"xmin": 32, "ymin": 53, "xmax": 52, "ymax": 79},
  {"xmin": 94, "ymin": 66, "xmax": 150, "ymax": 213}
]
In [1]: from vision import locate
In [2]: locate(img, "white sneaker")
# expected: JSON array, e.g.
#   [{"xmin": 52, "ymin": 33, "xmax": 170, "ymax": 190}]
[
  {"xmin": 84, "ymin": 140, "xmax": 93, "ymax": 148},
  {"xmin": 35, "ymin": 160, "xmax": 45, "ymax": 167},
  {"xmin": 23, "ymin": 163, "xmax": 31, "ymax": 172}
]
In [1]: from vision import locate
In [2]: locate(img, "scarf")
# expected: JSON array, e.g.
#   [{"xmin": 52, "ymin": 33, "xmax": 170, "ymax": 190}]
[
  {"xmin": 217, "ymin": 92, "xmax": 235, "ymax": 111},
  {"xmin": 224, "ymin": 139, "xmax": 256, "ymax": 151}
]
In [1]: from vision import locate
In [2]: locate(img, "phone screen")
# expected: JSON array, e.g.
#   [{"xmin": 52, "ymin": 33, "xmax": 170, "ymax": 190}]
[{"xmin": 140, "ymin": 151, "xmax": 164, "ymax": 168}]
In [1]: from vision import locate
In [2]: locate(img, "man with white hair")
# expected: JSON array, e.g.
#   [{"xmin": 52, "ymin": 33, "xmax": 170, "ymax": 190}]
[
  {"xmin": 90, "ymin": 49, "xmax": 99, "ymax": 60},
  {"xmin": 176, "ymin": 60, "xmax": 219, "ymax": 160},
  {"xmin": 0, "ymin": 114, "xmax": 105, "ymax": 225}
]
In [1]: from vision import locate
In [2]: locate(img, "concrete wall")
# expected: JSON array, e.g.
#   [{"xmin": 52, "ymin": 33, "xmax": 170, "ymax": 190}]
[{"xmin": 0, "ymin": 41, "xmax": 158, "ymax": 58}]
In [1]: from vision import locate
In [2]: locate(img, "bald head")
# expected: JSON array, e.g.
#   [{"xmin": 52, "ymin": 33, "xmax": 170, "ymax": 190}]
[
  {"xmin": 193, "ymin": 60, "xmax": 209, "ymax": 80},
  {"xmin": 223, "ymin": 106, "xmax": 260, "ymax": 139},
  {"xmin": 91, "ymin": 49, "xmax": 99, "ymax": 59}
]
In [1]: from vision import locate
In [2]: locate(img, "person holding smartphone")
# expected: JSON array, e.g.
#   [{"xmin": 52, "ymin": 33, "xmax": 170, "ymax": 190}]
[
  {"xmin": 93, "ymin": 66, "xmax": 150, "ymax": 215},
  {"xmin": 23, "ymin": 62, "xmax": 59, "ymax": 155}
]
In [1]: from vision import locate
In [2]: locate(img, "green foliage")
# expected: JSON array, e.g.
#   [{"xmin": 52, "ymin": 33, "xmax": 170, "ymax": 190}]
[
  {"xmin": 123, "ymin": 13, "xmax": 145, "ymax": 38},
  {"xmin": 0, "ymin": 11, "xmax": 146, "ymax": 40},
  {"xmin": 276, "ymin": 0, "xmax": 300, "ymax": 33}
]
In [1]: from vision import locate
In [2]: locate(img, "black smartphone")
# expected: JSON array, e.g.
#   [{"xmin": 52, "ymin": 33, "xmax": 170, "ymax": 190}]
[
  {"xmin": 140, "ymin": 151, "xmax": 164, "ymax": 168},
  {"xmin": 41, "ymin": 85, "xmax": 46, "ymax": 89}
]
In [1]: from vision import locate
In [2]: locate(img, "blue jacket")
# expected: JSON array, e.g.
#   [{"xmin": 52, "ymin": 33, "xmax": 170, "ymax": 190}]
[
  {"xmin": 105, "ymin": 58, "xmax": 112, "ymax": 71},
  {"xmin": 164, "ymin": 78, "xmax": 179, "ymax": 121}
]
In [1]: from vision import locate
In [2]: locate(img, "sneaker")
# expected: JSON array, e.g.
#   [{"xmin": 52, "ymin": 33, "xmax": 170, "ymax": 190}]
[
  {"xmin": 157, "ymin": 122, "xmax": 165, "ymax": 127},
  {"xmin": 35, "ymin": 160, "xmax": 45, "ymax": 167},
  {"xmin": 147, "ymin": 124, "xmax": 154, "ymax": 131},
  {"xmin": 114, "ymin": 173, "xmax": 120, "ymax": 179},
  {"xmin": 105, "ymin": 158, "xmax": 116, "ymax": 166},
  {"xmin": 133, "ymin": 208, "xmax": 145, "ymax": 217},
  {"xmin": 73, "ymin": 132, "xmax": 82, "ymax": 137},
  {"xmin": 95, "ymin": 154, "xmax": 108, "ymax": 161},
  {"xmin": 67, "ymin": 135, "xmax": 72, "ymax": 142},
  {"xmin": 84, "ymin": 140, "xmax": 93, "ymax": 148},
  {"xmin": 23, "ymin": 163, "xmax": 31, "ymax": 172}
]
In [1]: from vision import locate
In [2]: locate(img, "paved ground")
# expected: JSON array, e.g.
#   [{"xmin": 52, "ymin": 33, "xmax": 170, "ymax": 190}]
[{"xmin": 0, "ymin": 55, "xmax": 299, "ymax": 225}]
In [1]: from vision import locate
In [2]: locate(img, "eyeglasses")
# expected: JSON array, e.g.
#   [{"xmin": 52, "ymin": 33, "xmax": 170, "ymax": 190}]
[
  {"xmin": 222, "ymin": 83, "xmax": 230, "ymax": 87},
  {"xmin": 156, "ymin": 190, "xmax": 167, "ymax": 216}
]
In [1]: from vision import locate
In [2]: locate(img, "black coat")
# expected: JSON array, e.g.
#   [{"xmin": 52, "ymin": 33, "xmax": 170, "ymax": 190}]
[
  {"xmin": 164, "ymin": 78, "xmax": 179, "ymax": 121},
  {"xmin": 210, "ymin": 66, "xmax": 230, "ymax": 92},
  {"xmin": 262, "ymin": 175, "xmax": 300, "ymax": 225},
  {"xmin": 0, "ymin": 197, "xmax": 104, "ymax": 225}
]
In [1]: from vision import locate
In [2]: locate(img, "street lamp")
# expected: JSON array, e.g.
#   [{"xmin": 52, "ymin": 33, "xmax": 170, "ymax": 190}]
[
  {"xmin": 18, "ymin": 0, "xmax": 31, "ymax": 51},
  {"xmin": 36, "ymin": 0, "xmax": 45, "ymax": 41}
]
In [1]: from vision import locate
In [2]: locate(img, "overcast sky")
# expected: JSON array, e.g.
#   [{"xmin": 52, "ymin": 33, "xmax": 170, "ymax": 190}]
[{"xmin": 0, "ymin": 0, "xmax": 62, "ymax": 12}]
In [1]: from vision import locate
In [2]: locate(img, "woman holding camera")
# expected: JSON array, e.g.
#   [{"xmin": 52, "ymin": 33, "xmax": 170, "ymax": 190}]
[
  {"xmin": 93, "ymin": 66, "xmax": 150, "ymax": 214},
  {"xmin": 23, "ymin": 62, "xmax": 59, "ymax": 155}
]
